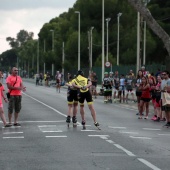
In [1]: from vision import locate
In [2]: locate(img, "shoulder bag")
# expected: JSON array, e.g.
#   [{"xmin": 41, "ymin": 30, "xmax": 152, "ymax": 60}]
[{"xmin": 6, "ymin": 76, "xmax": 17, "ymax": 99}]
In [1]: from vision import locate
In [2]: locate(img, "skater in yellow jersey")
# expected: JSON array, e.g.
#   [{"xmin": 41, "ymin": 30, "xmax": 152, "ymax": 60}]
[
  {"xmin": 72, "ymin": 70, "xmax": 100, "ymax": 130},
  {"xmin": 65, "ymin": 74, "xmax": 78, "ymax": 127}
]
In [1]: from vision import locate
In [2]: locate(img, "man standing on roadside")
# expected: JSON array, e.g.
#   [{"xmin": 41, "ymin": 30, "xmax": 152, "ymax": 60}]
[
  {"xmin": 161, "ymin": 70, "xmax": 170, "ymax": 127},
  {"xmin": 6, "ymin": 67, "xmax": 26, "ymax": 126}
]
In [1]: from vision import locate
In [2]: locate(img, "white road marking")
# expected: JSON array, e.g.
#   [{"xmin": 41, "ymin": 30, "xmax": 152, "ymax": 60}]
[
  {"xmin": 100, "ymin": 136, "xmax": 108, "ymax": 139},
  {"xmin": 114, "ymin": 144, "xmax": 136, "ymax": 157},
  {"xmin": 143, "ymin": 128, "xmax": 161, "ymax": 131},
  {"xmin": 158, "ymin": 134, "xmax": 170, "ymax": 136},
  {"xmin": 21, "ymin": 120, "xmax": 65, "ymax": 123},
  {"xmin": 106, "ymin": 140, "xmax": 115, "ymax": 144},
  {"xmin": 80, "ymin": 130, "xmax": 97, "ymax": 132},
  {"xmin": 3, "ymin": 136, "xmax": 24, "ymax": 139},
  {"xmin": 119, "ymin": 131, "xmax": 139, "ymax": 134},
  {"xmin": 88, "ymin": 135, "xmax": 109, "ymax": 137},
  {"xmin": 130, "ymin": 136, "xmax": 152, "ymax": 139},
  {"xmin": 109, "ymin": 126, "xmax": 127, "ymax": 129},
  {"xmin": 45, "ymin": 136, "xmax": 67, "ymax": 138},
  {"xmin": 42, "ymin": 131, "xmax": 62, "ymax": 133},
  {"xmin": 23, "ymin": 93, "xmax": 81, "ymax": 126},
  {"xmin": 138, "ymin": 158, "xmax": 161, "ymax": 170},
  {"xmin": 23, "ymin": 93, "xmax": 67, "ymax": 117},
  {"xmin": 3, "ymin": 132, "xmax": 23, "ymax": 134},
  {"xmin": 38, "ymin": 125, "xmax": 57, "ymax": 127}
]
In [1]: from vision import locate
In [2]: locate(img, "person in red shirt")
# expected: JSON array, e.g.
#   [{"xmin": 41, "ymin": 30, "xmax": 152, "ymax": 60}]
[
  {"xmin": 0, "ymin": 82, "xmax": 11, "ymax": 127},
  {"xmin": 6, "ymin": 67, "xmax": 26, "ymax": 126},
  {"xmin": 138, "ymin": 76, "xmax": 151, "ymax": 119}
]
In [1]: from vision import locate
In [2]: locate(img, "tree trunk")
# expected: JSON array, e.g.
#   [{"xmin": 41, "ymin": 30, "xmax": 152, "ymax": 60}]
[{"xmin": 128, "ymin": 0, "xmax": 170, "ymax": 71}]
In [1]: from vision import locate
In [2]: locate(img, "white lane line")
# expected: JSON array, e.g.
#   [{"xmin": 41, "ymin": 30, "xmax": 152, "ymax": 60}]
[
  {"xmin": 77, "ymin": 125, "xmax": 91, "ymax": 127},
  {"xmin": 109, "ymin": 126, "xmax": 127, "ymax": 129},
  {"xmin": 38, "ymin": 125, "xmax": 57, "ymax": 127},
  {"xmin": 138, "ymin": 158, "xmax": 161, "ymax": 170},
  {"xmin": 23, "ymin": 93, "xmax": 82, "ymax": 126},
  {"xmin": 45, "ymin": 136, "xmax": 67, "ymax": 138},
  {"xmin": 81, "ymin": 130, "xmax": 97, "ymax": 132},
  {"xmin": 3, "ymin": 136, "xmax": 24, "ymax": 139},
  {"xmin": 3, "ymin": 132, "xmax": 23, "ymax": 134},
  {"xmin": 114, "ymin": 144, "xmax": 136, "ymax": 157},
  {"xmin": 88, "ymin": 135, "xmax": 109, "ymax": 137},
  {"xmin": 21, "ymin": 120, "xmax": 65, "ymax": 123},
  {"xmin": 100, "ymin": 136, "xmax": 108, "ymax": 140},
  {"xmin": 106, "ymin": 140, "xmax": 115, "ymax": 144},
  {"xmin": 42, "ymin": 131, "xmax": 62, "ymax": 133},
  {"xmin": 143, "ymin": 128, "xmax": 161, "ymax": 131},
  {"xmin": 158, "ymin": 134, "xmax": 170, "ymax": 136},
  {"xmin": 130, "ymin": 136, "xmax": 152, "ymax": 140},
  {"xmin": 119, "ymin": 131, "xmax": 139, "ymax": 134}
]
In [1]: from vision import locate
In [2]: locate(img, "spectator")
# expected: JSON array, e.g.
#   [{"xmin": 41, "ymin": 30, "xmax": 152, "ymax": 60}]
[{"xmin": 6, "ymin": 67, "xmax": 26, "ymax": 126}]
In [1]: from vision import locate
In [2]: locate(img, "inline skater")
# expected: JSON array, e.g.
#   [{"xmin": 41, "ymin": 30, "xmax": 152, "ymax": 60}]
[
  {"xmin": 55, "ymin": 71, "xmax": 62, "ymax": 93},
  {"xmin": 72, "ymin": 70, "xmax": 100, "ymax": 130},
  {"xmin": 119, "ymin": 74, "xmax": 125, "ymax": 103},
  {"xmin": 108, "ymin": 72, "xmax": 114, "ymax": 103},
  {"xmin": 125, "ymin": 73, "xmax": 135, "ymax": 103},
  {"xmin": 102, "ymin": 72, "xmax": 112, "ymax": 103},
  {"xmin": 113, "ymin": 71, "xmax": 120, "ymax": 103},
  {"xmin": 90, "ymin": 72, "xmax": 98, "ymax": 99},
  {"xmin": 65, "ymin": 74, "xmax": 78, "ymax": 127}
]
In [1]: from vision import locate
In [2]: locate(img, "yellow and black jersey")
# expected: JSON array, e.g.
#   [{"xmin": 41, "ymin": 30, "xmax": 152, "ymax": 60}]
[
  {"xmin": 74, "ymin": 75, "xmax": 89, "ymax": 93},
  {"xmin": 68, "ymin": 79, "xmax": 77, "ymax": 90}
]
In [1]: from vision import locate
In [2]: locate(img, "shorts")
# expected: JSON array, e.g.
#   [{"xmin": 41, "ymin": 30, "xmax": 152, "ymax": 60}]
[
  {"xmin": 8, "ymin": 95, "xmax": 22, "ymax": 113},
  {"xmin": 104, "ymin": 89, "xmax": 112, "ymax": 96},
  {"xmin": 136, "ymin": 91, "xmax": 142, "ymax": 97},
  {"xmin": 56, "ymin": 79, "xmax": 60, "ymax": 84},
  {"xmin": 78, "ymin": 90, "xmax": 93, "ymax": 105},
  {"xmin": 67, "ymin": 90, "xmax": 78, "ymax": 104},
  {"xmin": 140, "ymin": 97, "xmax": 150, "ymax": 102}
]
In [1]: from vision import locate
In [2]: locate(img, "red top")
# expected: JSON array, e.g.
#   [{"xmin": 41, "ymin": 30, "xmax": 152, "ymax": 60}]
[
  {"xmin": 6, "ymin": 75, "xmax": 22, "ymax": 96},
  {"xmin": 141, "ymin": 86, "xmax": 151, "ymax": 98}
]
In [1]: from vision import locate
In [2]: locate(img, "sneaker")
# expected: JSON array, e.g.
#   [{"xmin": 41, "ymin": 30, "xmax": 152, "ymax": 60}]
[
  {"xmin": 154, "ymin": 117, "xmax": 160, "ymax": 122},
  {"xmin": 94, "ymin": 122, "xmax": 100, "ymax": 127},
  {"xmin": 136, "ymin": 113, "xmax": 139, "ymax": 115},
  {"xmin": 4, "ymin": 124, "xmax": 12, "ymax": 127},
  {"xmin": 163, "ymin": 122, "xmax": 170, "ymax": 127},
  {"xmin": 13, "ymin": 123, "xmax": 21, "ymax": 126},
  {"xmin": 144, "ymin": 116, "xmax": 148, "ymax": 120},
  {"xmin": 81, "ymin": 120, "xmax": 86, "ymax": 125},
  {"xmin": 160, "ymin": 118, "xmax": 166, "ymax": 121},
  {"xmin": 151, "ymin": 115, "xmax": 157, "ymax": 120},
  {"xmin": 138, "ymin": 116, "xmax": 142, "ymax": 119}
]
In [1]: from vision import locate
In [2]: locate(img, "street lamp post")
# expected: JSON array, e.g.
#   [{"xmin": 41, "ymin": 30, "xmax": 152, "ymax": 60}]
[
  {"xmin": 137, "ymin": 12, "xmax": 140, "ymax": 73},
  {"xmin": 117, "ymin": 13, "xmax": 122, "ymax": 66},
  {"xmin": 90, "ymin": 27, "xmax": 94, "ymax": 71},
  {"xmin": 102, "ymin": 0, "xmax": 105, "ymax": 81},
  {"xmin": 50, "ymin": 30, "xmax": 54, "ymax": 51},
  {"xmin": 106, "ymin": 18, "xmax": 111, "ymax": 62},
  {"xmin": 37, "ymin": 39, "xmax": 39, "ymax": 74},
  {"xmin": 75, "ymin": 11, "xmax": 81, "ymax": 70}
]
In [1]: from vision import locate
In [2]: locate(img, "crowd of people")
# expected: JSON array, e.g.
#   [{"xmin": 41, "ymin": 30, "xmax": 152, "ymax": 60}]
[{"xmin": 86, "ymin": 67, "xmax": 170, "ymax": 127}]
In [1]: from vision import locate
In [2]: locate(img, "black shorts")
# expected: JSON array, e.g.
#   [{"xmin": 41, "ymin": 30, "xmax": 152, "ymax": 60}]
[
  {"xmin": 136, "ymin": 91, "xmax": 142, "ymax": 97},
  {"xmin": 67, "ymin": 90, "xmax": 78, "ymax": 104},
  {"xmin": 78, "ymin": 90, "xmax": 93, "ymax": 105},
  {"xmin": 140, "ymin": 97, "xmax": 150, "ymax": 102}
]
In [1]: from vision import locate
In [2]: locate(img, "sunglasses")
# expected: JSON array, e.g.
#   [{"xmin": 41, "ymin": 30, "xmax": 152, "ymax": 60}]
[
  {"xmin": 162, "ymin": 74, "xmax": 167, "ymax": 76},
  {"xmin": 14, "ymin": 70, "xmax": 18, "ymax": 71}
]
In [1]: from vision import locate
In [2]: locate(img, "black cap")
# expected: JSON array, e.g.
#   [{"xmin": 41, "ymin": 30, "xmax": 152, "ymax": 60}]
[{"xmin": 77, "ymin": 70, "xmax": 84, "ymax": 76}]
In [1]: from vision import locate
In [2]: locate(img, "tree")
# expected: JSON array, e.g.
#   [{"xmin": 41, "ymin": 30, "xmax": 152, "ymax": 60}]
[{"xmin": 127, "ymin": 0, "xmax": 170, "ymax": 70}]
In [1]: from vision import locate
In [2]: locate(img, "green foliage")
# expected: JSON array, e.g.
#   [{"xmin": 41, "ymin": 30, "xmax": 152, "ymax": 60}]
[{"xmin": 1, "ymin": 0, "xmax": 170, "ymax": 73}]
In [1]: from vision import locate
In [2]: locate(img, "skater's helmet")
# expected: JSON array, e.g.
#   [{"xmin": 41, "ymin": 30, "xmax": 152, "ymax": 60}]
[
  {"xmin": 104, "ymin": 72, "xmax": 108, "ymax": 75},
  {"xmin": 77, "ymin": 70, "xmax": 84, "ymax": 76}
]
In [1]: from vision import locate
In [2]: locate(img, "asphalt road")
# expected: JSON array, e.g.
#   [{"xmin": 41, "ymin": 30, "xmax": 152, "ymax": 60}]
[{"xmin": 0, "ymin": 80, "xmax": 170, "ymax": 170}]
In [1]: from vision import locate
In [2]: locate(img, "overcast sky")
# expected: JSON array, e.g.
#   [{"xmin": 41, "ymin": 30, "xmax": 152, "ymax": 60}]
[{"xmin": 0, "ymin": 0, "xmax": 77, "ymax": 54}]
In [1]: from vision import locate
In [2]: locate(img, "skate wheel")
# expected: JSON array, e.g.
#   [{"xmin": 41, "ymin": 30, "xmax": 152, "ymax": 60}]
[
  {"xmin": 82, "ymin": 125, "xmax": 86, "ymax": 130},
  {"xmin": 67, "ymin": 123, "xmax": 70, "ymax": 128}
]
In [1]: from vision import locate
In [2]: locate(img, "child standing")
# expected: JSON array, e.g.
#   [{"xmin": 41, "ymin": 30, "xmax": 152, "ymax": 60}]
[{"xmin": 0, "ymin": 82, "xmax": 11, "ymax": 127}]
